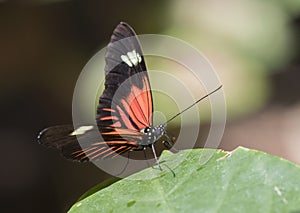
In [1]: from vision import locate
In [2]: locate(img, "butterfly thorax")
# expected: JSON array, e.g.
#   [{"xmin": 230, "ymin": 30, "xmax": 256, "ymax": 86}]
[{"xmin": 140, "ymin": 124, "xmax": 165, "ymax": 146}]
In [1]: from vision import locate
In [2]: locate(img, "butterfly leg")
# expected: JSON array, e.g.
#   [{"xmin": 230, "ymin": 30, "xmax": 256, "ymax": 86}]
[
  {"xmin": 150, "ymin": 144, "xmax": 176, "ymax": 177},
  {"xmin": 134, "ymin": 145, "xmax": 164, "ymax": 172},
  {"xmin": 151, "ymin": 144, "xmax": 162, "ymax": 171},
  {"xmin": 163, "ymin": 133, "xmax": 179, "ymax": 153},
  {"xmin": 132, "ymin": 146, "xmax": 152, "ymax": 168}
]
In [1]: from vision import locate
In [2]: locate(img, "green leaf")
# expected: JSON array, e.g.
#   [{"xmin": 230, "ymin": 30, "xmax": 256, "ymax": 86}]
[
  {"xmin": 68, "ymin": 147, "xmax": 300, "ymax": 213},
  {"xmin": 77, "ymin": 177, "xmax": 121, "ymax": 202}
]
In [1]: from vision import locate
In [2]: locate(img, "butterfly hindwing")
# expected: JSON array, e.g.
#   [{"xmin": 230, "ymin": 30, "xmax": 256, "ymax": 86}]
[{"xmin": 38, "ymin": 125, "xmax": 140, "ymax": 162}]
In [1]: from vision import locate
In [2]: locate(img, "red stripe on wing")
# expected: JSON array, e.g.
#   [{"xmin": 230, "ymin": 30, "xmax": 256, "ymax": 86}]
[
  {"xmin": 69, "ymin": 141, "xmax": 139, "ymax": 161},
  {"xmin": 102, "ymin": 108, "xmax": 116, "ymax": 112},
  {"xmin": 99, "ymin": 115, "xmax": 119, "ymax": 121},
  {"xmin": 116, "ymin": 75, "xmax": 153, "ymax": 130}
]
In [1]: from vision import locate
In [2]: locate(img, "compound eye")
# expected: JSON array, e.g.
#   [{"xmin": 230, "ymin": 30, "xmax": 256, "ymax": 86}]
[
  {"xmin": 140, "ymin": 128, "xmax": 148, "ymax": 133},
  {"xmin": 142, "ymin": 127, "xmax": 151, "ymax": 134}
]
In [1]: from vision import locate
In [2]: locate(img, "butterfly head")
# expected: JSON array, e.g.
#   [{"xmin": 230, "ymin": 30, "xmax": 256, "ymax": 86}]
[{"xmin": 140, "ymin": 124, "xmax": 165, "ymax": 146}]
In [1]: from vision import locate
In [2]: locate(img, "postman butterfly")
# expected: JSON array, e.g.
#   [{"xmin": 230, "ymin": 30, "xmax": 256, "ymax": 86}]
[{"xmin": 38, "ymin": 22, "xmax": 222, "ymax": 169}]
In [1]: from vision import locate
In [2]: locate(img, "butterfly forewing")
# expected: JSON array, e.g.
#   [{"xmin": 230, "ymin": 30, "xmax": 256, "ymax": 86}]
[{"xmin": 97, "ymin": 22, "xmax": 153, "ymax": 131}]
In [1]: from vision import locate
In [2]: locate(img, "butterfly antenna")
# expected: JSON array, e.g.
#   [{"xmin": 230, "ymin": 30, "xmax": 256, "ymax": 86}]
[
  {"xmin": 164, "ymin": 85, "xmax": 222, "ymax": 125},
  {"xmin": 151, "ymin": 144, "xmax": 162, "ymax": 171}
]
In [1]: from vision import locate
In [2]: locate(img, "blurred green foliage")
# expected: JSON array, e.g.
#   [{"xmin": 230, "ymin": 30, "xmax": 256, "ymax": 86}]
[{"xmin": 159, "ymin": 0, "xmax": 300, "ymax": 119}]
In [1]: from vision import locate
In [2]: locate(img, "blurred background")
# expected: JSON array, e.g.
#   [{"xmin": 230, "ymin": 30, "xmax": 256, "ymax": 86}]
[{"xmin": 1, "ymin": 0, "xmax": 300, "ymax": 212}]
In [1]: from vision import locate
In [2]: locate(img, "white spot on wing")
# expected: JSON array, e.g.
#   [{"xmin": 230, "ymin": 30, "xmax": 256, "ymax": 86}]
[
  {"xmin": 121, "ymin": 50, "xmax": 142, "ymax": 67},
  {"xmin": 70, "ymin": 126, "xmax": 93, "ymax": 136},
  {"xmin": 121, "ymin": 55, "xmax": 133, "ymax": 67}
]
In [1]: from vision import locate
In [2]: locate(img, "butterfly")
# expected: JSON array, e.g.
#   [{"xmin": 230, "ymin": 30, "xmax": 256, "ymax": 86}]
[
  {"xmin": 38, "ymin": 22, "xmax": 174, "ymax": 166},
  {"xmin": 38, "ymin": 22, "xmax": 222, "ymax": 168}
]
